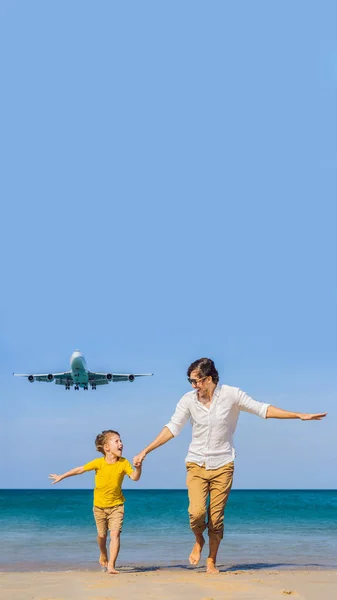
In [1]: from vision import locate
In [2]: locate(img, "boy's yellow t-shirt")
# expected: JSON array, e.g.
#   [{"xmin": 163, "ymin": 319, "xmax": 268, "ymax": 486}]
[{"xmin": 83, "ymin": 457, "xmax": 133, "ymax": 508}]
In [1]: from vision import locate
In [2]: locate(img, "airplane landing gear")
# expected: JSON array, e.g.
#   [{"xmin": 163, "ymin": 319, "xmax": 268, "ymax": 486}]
[
  {"xmin": 74, "ymin": 385, "xmax": 79, "ymax": 390},
  {"xmin": 65, "ymin": 385, "xmax": 70, "ymax": 390},
  {"xmin": 84, "ymin": 386, "xmax": 88, "ymax": 390},
  {"xmin": 92, "ymin": 385, "xmax": 97, "ymax": 390}
]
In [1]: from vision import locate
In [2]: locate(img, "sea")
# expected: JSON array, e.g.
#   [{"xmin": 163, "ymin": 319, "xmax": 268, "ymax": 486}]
[{"xmin": 0, "ymin": 489, "xmax": 336, "ymax": 571}]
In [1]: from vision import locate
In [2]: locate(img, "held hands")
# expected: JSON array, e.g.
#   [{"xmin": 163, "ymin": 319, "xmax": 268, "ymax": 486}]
[
  {"xmin": 299, "ymin": 413, "xmax": 327, "ymax": 421},
  {"xmin": 49, "ymin": 474, "xmax": 63, "ymax": 484},
  {"xmin": 133, "ymin": 450, "xmax": 147, "ymax": 467}
]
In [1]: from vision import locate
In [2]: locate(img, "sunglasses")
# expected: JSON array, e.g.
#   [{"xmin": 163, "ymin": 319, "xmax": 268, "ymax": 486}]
[{"xmin": 188, "ymin": 376, "xmax": 208, "ymax": 386}]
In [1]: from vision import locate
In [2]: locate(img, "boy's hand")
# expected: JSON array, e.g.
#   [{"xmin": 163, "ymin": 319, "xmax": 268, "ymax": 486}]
[
  {"xmin": 49, "ymin": 473, "xmax": 62, "ymax": 484},
  {"xmin": 133, "ymin": 450, "xmax": 146, "ymax": 467}
]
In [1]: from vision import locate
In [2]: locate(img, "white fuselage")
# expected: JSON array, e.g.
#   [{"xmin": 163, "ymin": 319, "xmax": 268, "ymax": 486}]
[{"xmin": 70, "ymin": 351, "xmax": 89, "ymax": 388}]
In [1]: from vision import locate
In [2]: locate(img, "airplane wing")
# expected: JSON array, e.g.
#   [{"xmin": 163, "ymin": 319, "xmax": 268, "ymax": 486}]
[
  {"xmin": 13, "ymin": 372, "xmax": 73, "ymax": 384},
  {"xmin": 88, "ymin": 372, "xmax": 153, "ymax": 384}
]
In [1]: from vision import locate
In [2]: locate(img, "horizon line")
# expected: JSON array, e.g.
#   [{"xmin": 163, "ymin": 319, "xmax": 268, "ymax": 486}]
[{"xmin": 1, "ymin": 487, "xmax": 336, "ymax": 492}]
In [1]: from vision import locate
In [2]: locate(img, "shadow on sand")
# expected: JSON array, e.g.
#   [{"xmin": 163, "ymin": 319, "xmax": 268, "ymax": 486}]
[{"xmin": 120, "ymin": 561, "xmax": 322, "ymax": 573}]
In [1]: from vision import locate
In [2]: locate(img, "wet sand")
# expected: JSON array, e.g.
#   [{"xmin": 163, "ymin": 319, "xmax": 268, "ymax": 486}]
[{"xmin": 0, "ymin": 568, "xmax": 336, "ymax": 600}]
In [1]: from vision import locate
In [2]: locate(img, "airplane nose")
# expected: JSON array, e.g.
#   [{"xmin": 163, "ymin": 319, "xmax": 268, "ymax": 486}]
[{"xmin": 70, "ymin": 350, "xmax": 84, "ymax": 368}]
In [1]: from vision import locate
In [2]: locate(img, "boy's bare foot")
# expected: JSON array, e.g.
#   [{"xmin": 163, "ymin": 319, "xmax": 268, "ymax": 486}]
[
  {"xmin": 99, "ymin": 553, "xmax": 108, "ymax": 569},
  {"xmin": 206, "ymin": 558, "xmax": 219, "ymax": 574},
  {"xmin": 189, "ymin": 536, "xmax": 205, "ymax": 565}
]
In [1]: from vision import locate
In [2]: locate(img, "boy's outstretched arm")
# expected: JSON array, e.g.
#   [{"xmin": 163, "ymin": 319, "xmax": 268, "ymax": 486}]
[
  {"xmin": 49, "ymin": 466, "xmax": 85, "ymax": 484},
  {"xmin": 129, "ymin": 465, "xmax": 142, "ymax": 481}
]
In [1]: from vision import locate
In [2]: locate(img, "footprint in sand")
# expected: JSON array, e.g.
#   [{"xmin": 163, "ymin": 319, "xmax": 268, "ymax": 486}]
[
  {"xmin": 282, "ymin": 591, "xmax": 295, "ymax": 595},
  {"xmin": 231, "ymin": 570, "xmax": 244, "ymax": 575}
]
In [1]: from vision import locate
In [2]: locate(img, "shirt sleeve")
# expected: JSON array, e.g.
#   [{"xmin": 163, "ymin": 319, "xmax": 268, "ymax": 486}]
[
  {"xmin": 235, "ymin": 388, "xmax": 270, "ymax": 419},
  {"xmin": 83, "ymin": 458, "xmax": 100, "ymax": 472},
  {"xmin": 123, "ymin": 459, "xmax": 134, "ymax": 477},
  {"xmin": 165, "ymin": 394, "xmax": 191, "ymax": 437}
]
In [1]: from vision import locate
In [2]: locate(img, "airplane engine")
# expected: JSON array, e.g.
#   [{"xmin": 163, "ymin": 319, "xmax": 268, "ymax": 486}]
[
  {"xmin": 28, "ymin": 375, "xmax": 35, "ymax": 382},
  {"xmin": 47, "ymin": 374, "xmax": 54, "ymax": 381},
  {"xmin": 106, "ymin": 373, "xmax": 113, "ymax": 380},
  {"xmin": 128, "ymin": 375, "xmax": 135, "ymax": 382}
]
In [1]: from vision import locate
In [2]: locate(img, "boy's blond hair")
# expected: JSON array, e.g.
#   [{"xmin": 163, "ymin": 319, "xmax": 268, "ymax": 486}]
[{"xmin": 95, "ymin": 430, "xmax": 120, "ymax": 455}]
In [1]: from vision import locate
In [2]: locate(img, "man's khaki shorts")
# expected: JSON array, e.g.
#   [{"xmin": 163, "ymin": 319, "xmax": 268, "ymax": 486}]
[{"xmin": 93, "ymin": 504, "xmax": 124, "ymax": 537}]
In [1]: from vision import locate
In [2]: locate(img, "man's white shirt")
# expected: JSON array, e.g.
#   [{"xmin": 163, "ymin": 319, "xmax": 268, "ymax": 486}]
[{"xmin": 165, "ymin": 384, "xmax": 270, "ymax": 470}]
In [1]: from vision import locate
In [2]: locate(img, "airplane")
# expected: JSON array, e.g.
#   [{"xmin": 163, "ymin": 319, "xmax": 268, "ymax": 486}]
[{"xmin": 13, "ymin": 350, "xmax": 153, "ymax": 390}]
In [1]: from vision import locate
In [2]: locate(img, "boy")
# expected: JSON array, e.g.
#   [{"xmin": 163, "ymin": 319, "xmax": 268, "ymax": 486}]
[{"xmin": 49, "ymin": 429, "xmax": 141, "ymax": 574}]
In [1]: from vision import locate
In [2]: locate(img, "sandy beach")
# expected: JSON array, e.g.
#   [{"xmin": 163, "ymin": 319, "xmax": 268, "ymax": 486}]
[{"xmin": 0, "ymin": 568, "xmax": 336, "ymax": 600}]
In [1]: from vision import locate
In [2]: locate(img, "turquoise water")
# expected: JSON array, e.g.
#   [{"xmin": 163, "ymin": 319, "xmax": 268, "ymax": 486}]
[{"xmin": 1, "ymin": 489, "xmax": 336, "ymax": 570}]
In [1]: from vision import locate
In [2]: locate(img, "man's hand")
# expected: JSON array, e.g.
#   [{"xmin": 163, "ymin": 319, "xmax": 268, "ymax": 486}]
[
  {"xmin": 49, "ymin": 473, "xmax": 63, "ymax": 484},
  {"xmin": 299, "ymin": 413, "xmax": 327, "ymax": 421},
  {"xmin": 133, "ymin": 450, "xmax": 147, "ymax": 467}
]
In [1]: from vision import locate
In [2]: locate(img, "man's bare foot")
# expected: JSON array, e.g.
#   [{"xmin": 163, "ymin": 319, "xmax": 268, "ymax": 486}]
[
  {"xmin": 107, "ymin": 566, "xmax": 119, "ymax": 575},
  {"xmin": 189, "ymin": 536, "xmax": 205, "ymax": 565},
  {"xmin": 99, "ymin": 553, "xmax": 108, "ymax": 569},
  {"xmin": 206, "ymin": 558, "xmax": 219, "ymax": 574}
]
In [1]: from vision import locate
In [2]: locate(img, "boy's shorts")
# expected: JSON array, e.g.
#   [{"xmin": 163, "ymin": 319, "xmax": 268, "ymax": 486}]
[{"xmin": 93, "ymin": 504, "xmax": 124, "ymax": 537}]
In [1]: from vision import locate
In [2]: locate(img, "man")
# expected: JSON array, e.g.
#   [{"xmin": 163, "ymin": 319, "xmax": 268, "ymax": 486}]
[{"xmin": 133, "ymin": 358, "xmax": 327, "ymax": 574}]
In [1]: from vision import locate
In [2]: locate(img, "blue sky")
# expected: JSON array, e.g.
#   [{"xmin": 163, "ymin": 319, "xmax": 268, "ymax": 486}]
[{"xmin": 0, "ymin": 1, "xmax": 336, "ymax": 489}]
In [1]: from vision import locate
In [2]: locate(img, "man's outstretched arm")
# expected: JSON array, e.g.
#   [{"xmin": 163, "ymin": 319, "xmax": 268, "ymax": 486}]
[
  {"xmin": 133, "ymin": 426, "xmax": 174, "ymax": 466},
  {"xmin": 266, "ymin": 406, "xmax": 327, "ymax": 420},
  {"xmin": 134, "ymin": 395, "xmax": 191, "ymax": 466}
]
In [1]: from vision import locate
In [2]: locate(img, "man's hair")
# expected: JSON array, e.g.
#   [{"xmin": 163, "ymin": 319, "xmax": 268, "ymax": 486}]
[
  {"xmin": 95, "ymin": 430, "xmax": 120, "ymax": 456},
  {"xmin": 187, "ymin": 358, "xmax": 219, "ymax": 384}
]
